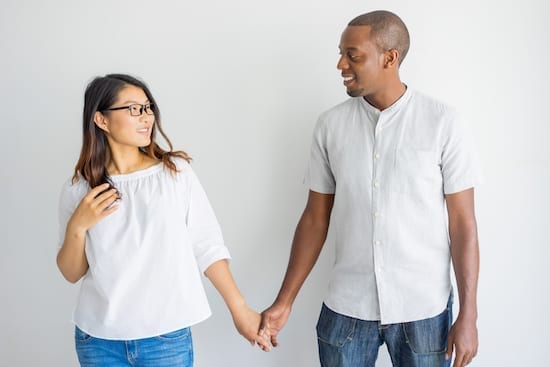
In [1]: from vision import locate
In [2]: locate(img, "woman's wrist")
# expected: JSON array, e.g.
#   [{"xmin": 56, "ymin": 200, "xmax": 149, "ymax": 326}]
[
  {"xmin": 226, "ymin": 295, "xmax": 248, "ymax": 315},
  {"xmin": 66, "ymin": 217, "xmax": 88, "ymax": 239},
  {"xmin": 62, "ymin": 221, "xmax": 87, "ymax": 249}
]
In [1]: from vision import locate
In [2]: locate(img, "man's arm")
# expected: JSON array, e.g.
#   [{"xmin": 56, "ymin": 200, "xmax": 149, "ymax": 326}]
[
  {"xmin": 445, "ymin": 188, "xmax": 479, "ymax": 367},
  {"xmin": 259, "ymin": 190, "xmax": 334, "ymax": 349}
]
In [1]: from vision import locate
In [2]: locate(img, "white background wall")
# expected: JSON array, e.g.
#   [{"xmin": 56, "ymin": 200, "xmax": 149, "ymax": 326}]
[{"xmin": 1, "ymin": 0, "xmax": 549, "ymax": 366}]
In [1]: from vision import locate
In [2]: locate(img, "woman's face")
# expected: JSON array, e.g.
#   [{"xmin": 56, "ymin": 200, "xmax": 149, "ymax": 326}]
[{"xmin": 99, "ymin": 85, "xmax": 155, "ymax": 152}]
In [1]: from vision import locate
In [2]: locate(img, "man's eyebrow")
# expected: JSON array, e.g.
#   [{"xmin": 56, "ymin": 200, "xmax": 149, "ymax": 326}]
[{"xmin": 338, "ymin": 46, "xmax": 359, "ymax": 52}]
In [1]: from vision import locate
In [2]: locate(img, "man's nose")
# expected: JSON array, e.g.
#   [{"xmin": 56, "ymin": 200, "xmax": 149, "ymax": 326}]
[{"xmin": 337, "ymin": 55, "xmax": 348, "ymax": 70}]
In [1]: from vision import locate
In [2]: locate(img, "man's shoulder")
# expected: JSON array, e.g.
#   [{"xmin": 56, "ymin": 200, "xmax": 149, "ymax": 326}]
[
  {"xmin": 319, "ymin": 97, "xmax": 361, "ymax": 122},
  {"xmin": 409, "ymin": 89, "xmax": 457, "ymax": 118}
]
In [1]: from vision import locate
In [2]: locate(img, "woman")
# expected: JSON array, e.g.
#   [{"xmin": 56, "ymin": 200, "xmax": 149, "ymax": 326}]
[{"xmin": 56, "ymin": 74, "xmax": 269, "ymax": 366}]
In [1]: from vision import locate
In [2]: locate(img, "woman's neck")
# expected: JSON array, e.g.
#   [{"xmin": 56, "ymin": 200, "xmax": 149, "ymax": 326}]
[{"xmin": 106, "ymin": 148, "xmax": 148, "ymax": 175}]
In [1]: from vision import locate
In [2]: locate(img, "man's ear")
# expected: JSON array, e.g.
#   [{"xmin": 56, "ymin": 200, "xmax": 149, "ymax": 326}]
[
  {"xmin": 94, "ymin": 111, "xmax": 109, "ymax": 133},
  {"xmin": 383, "ymin": 49, "xmax": 400, "ymax": 69}
]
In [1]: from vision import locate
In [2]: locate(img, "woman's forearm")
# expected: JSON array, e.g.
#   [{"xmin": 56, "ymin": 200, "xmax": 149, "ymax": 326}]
[
  {"xmin": 204, "ymin": 259, "xmax": 246, "ymax": 312},
  {"xmin": 56, "ymin": 225, "xmax": 89, "ymax": 283}
]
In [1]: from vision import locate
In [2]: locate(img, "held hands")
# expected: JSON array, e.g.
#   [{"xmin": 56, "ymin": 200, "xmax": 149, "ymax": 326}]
[
  {"xmin": 67, "ymin": 183, "xmax": 120, "ymax": 234},
  {"xmin": 231, "ymin": 304, "xmax": 272, "ymax": 351},
  {"xmin": 203, "ymin": 260, "xmax": 272, "ymax": 352},
  {"xmin": 445, "ymin": 316, "xmax": 478, "ymax": 367},
  {"xmin": 258, "ymin": 301, "xmax": 292, "ymax": 351}
]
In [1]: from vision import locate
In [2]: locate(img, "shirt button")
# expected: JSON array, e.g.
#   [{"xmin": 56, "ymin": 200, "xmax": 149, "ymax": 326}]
[
  {"xmin": 374, "ymin": 240, "xmax": 380, "ymax": 245},
  {"xmin": 374, "ymin": 181, "xmax": 380, "ymax": 188},
  {"xmin": 374, "ymin": 153, "xmax": 380, "ymax": 159},
  {"xmin": 374, "ymin": 212, "xmax": 381, "ymax": 217}
]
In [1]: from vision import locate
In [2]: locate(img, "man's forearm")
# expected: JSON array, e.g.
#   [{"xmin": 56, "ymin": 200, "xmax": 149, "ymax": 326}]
[
  {"xmin": 275, "ymin": 214, "xmax": 330, "ymax": 306},
  {"xmin": 451, "ymin": 234, "xmax": 479, "ymax": 320},
  {"xmin": 447, "ymin": 189, "xmax": 480, "ymax": 320},
  {"xmin": 275, "ymin": 191, "xmax": 334, "ymax": 307}
]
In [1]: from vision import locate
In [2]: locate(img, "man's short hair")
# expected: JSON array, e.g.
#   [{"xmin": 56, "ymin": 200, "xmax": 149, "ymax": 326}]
[{"xmin": 349, "ymin": 10, "xmax": 410, "ymax": 65}]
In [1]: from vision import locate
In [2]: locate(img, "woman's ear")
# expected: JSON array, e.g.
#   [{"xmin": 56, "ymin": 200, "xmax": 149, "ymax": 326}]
[{"xmin": 94, "ymin": 111, "xmax": 109, "ymax": 132}]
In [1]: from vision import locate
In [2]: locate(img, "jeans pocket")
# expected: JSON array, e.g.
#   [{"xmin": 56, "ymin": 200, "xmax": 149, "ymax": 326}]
[
  {"xmin": 74, "ymin": 326, "xmax": 93, "ymax": 343},
  {"xmin": 402, "ymin": 307, "xmax": 450, "ymax": 355},
  {"xmin": 316, "ymin": 303, "xmax": 356, "ymax": 348},
  {"xmin": 156, "ymin": 327, "xmax": 191, "ymax": 341}
]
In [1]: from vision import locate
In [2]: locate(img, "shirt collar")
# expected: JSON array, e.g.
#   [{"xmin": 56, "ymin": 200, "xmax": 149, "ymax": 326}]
[{"xmin": 359, "ymin": 86, "xmax": 412, "ymax": 116}]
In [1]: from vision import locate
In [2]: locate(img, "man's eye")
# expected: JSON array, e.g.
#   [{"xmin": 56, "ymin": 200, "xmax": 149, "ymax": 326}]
[{"xmin": 130, "ymin": 105, "xmax": 140, "ymax": 112}]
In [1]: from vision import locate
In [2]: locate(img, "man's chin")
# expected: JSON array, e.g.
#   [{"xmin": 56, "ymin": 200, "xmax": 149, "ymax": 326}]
[{"xmin": 346, "ymin": 89, "xmax": 362, "ymax": 97}]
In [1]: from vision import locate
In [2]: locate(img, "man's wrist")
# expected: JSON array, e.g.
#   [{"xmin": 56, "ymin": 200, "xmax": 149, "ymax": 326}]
[{"xmin": 456, "ymin": 309, "xmax": 478, "ymax": 322}]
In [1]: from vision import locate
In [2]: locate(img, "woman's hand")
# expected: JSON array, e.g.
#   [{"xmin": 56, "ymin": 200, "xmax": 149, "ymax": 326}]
[
  {"xmin": 231, "ymin": 304, "xmax": 271, "ymax": 351},
  {"xmin": 204, "ymin": 260, "xmax": 271, "ymax": 351},
  {"xmin": 67, "ymin": 183, "xmax": 120, "ymax": 234},
  {"xmin": 57, "ymin": 183, "xmax": 119, "ymax": 283}
]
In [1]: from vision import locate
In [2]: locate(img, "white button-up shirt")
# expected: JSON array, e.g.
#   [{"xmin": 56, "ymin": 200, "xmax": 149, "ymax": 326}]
[
  {"xmin": 58, "ymin": 159, "xmax": 230, "ymax": 339},
  {"xmin": 305, "ymin": 88, "xmax": 480, "ymax": 324}
]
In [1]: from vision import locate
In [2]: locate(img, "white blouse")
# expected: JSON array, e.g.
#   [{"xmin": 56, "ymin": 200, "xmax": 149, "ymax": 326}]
[{"xmin": 58, "ymin": 158, "xmax": 230, "ymax": 340}]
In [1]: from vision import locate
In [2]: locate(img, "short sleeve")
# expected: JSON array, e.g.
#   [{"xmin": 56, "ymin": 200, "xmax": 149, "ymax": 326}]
[
  {"xmin": 441, "ymin": 112, "xmax": 482, "ymax": 195},
  {"xmin": 304, "ymin": 117, "xmax": 336, "ymax": 194},
  {"xmin": 186, "ymin": 166, "xmax": 231, "ymax": 273},
  {"xmin": 57, "ymin": 178, "xmax": 86, "ymax": 249}
]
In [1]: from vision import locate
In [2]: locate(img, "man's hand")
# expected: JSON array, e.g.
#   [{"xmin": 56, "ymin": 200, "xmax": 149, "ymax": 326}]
[
  {"xmin": 446, "ymin": 316, "xmax": 478, "ymax": 367},
  {"xmin": 259, "ymin": 302, "xmax": 292, "ymax": 349}
]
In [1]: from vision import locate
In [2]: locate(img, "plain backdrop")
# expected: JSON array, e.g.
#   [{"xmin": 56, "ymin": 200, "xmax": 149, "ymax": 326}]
[{"xmin": 1, "ymin": 0, "xmax": 549, "ymax": 366}]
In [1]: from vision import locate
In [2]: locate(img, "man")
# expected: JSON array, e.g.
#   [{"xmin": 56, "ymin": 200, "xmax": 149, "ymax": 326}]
[{"xmin": 259, "ymin": 10, "xmax": 480, "ymax": 367}]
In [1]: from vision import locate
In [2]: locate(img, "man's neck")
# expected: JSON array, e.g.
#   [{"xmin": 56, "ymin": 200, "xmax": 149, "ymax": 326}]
[{"xmin": 364, "ymin": 81, "xmax": 407, "ymax": 111}]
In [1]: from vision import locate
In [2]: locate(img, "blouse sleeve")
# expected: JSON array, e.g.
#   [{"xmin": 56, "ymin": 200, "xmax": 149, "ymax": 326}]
[
  {"xmin": 57, "ymin": 178, "xmax": 85, "ymax": 249},
  {"xmin": 186, "ymin": 166, "xmax": 231, "ymax": 273}
]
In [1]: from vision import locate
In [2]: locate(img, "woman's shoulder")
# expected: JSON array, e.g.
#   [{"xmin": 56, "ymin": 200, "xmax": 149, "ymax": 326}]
[
  {"xmin": 61, "ymin": 174, "xmax": 89, "ymax": 192},
  {"xmin": 170, "ymin": 156, "xmax": 194, "ymax": 174},
  {"xmin": 59, "ymin": 175, "xmax": 89, "ymax": 207}
]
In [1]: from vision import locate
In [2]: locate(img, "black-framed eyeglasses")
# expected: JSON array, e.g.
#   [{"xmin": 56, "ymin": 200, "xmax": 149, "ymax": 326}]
[{"xmin": 104, "ymin": 103, "xmax": 155, "ymax": 116}]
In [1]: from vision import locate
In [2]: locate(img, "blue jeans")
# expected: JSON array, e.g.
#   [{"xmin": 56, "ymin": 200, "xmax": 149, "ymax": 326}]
[
  {"xmin": 317, "ymin": 295, "xmax": 453, "ymax": 367},
  {"xmin": 75, "ymin": 326, "xmax": 194, "ymax": 367}
]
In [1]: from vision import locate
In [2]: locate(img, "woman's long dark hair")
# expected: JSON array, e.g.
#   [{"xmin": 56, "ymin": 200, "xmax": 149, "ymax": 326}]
[{"xmin": 73, "ymin": 74, "xmax": 190, "ymax": 188}]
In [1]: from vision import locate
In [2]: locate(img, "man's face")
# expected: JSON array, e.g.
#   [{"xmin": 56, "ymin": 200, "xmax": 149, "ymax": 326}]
[{"xmin": 337, "ymin": 26, "xmax": 386, "ymax": 98}]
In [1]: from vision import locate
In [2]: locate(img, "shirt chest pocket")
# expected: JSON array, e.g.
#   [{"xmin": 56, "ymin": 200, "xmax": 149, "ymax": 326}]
[{"xmin": 391, "ymin": 148, "xmax": 442, "ymax": 194}]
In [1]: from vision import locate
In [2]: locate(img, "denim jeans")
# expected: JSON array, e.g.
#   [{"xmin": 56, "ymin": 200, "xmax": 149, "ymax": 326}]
[
  {"xmin": 75, "ymin": 326, "xmax": 194, "ymax": 367},
  {"xmin": 317, "ymin": 295, "xmax": 453, "ymax": 367}
]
